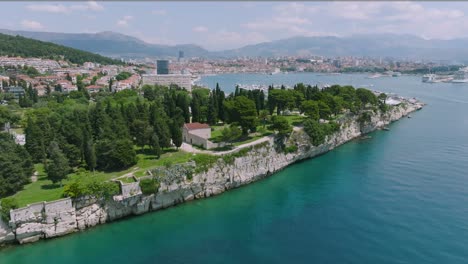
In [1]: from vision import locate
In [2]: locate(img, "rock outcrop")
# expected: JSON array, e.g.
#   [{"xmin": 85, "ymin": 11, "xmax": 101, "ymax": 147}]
[{"xmin": 1, "ymin": 100, "xmax": 423, "ymax": 247}]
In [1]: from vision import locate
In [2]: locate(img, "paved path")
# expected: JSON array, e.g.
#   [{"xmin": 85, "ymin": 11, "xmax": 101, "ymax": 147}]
[
  {"xmin": 180, "ymin": 126, "xmax": 303, "ymax": 156},
  {"xmin": 180, "ymin": 135, "xmax": 273, "ymax": 156}
]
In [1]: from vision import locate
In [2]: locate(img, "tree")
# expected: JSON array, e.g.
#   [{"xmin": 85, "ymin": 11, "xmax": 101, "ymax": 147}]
[
  {"xmin": 46, "ymin": 141, "xmax": 70, "ymax": 184},
  {"xmin": 318, "ymin": 101, "xmax": 332, "ymax": 120},
  {"xmin": 149, "ymin": 133, "xmax": 162, "ymax": 158},
  {"xmin": 83, "ymin": 138, "xmax": 96, "ymax": 171},
  {"xmin": 300, "ymin": 100, "xmax": 320, "ymax": 120},
  {"xmin": 96, "ymin": 139, "xmax": 136, "ymax": 171},
  {"xmin": 378, "ymin": 93, "xmax": 387, "ymax": 105},
  {"xmin": 25, "ymin": 117, "xmax": 46, "ymax": 162},
  {"xmin": 0, "ymin": 134, "xmax": 33, "ymax": 197},
  {"xmin": 220, "ymin": 125, "xmax": 241, "ymax": 144},
  {"xmin": 171, "ymin": 123, "xmax": 183, "ymax": 149},
  {"xmin": 269, "ymin": 115, "xmax": 292, "ymax": 136},
  {"xmin": 303, "ymin": 119, "xmax": 326, "ymax": 146},
  {"xmin": 356, "ymin": 88, "xmax": 378, "ymax": 108},
  {"xmin": 224, "ymin": 96, "xmax": 258, "ymax": 135},
  {"xmin": 258, "ymin": 110, "xmax": 269, "ymax": 128}
]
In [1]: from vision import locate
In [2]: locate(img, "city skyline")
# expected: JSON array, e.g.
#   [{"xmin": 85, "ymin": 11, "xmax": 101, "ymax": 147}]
[{"xmin": 1, "ymin": 1, "xmax": 468, "ymax": 50}]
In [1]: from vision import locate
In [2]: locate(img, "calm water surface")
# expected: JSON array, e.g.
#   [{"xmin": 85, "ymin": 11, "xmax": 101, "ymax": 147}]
[{"xmin": 1, "ymin": 73, "xmax": 468, "ymax": 263}]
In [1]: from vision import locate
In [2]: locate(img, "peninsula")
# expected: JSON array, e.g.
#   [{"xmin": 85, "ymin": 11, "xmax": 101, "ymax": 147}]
[{"xmin": 0, "ymin": 82, "xmax": 424, "ymax": 246}]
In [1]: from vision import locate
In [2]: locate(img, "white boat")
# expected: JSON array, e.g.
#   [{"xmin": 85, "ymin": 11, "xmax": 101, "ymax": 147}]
[
  {"xmin": 422, "ymin": 74, "xmax": 436, "ymax": 83},
  {"xmin": 452, "ymin": 67, "xmax": 468, "ymax": 83},
  {"xmin": 392, "ymin": 72, "xmax": 402, "ymax": 77},
  {"xmin": 269, "ymin": 68, "xmax": 281, "ymax": 75}
]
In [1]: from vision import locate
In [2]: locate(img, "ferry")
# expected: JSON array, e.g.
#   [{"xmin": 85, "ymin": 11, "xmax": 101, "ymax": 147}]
[
  {"xmin": 422, "ymin": 74, "xmax": 436, "ymax": 83},
  {"xmin": 452, "ymin": 67, "xmax": 468, "ymax": 83}
]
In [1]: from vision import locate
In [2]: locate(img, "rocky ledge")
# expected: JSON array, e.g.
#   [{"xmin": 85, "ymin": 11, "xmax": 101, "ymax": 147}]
[{"xmin": 0, "ymin": 98, "xmax": 424, "ymax": 246}]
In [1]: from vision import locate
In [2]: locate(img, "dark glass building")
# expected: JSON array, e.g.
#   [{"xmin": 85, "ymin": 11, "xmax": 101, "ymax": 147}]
[{"xmin": 156, "ymin": 60, "xmax": 169, "ymax": 75}]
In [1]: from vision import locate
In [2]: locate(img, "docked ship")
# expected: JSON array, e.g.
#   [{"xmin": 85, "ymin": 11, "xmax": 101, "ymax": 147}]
[
  {"xmin": 452, "ymin": 67, "xmax": 468, "ymax": 83},
  {"xmin": 422, "ymin": 74, "xmax": 436, "ymax": 83}
]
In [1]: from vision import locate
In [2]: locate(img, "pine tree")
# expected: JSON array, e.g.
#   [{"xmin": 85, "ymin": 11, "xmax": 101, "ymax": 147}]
[
  {"xmin": 46, "ymin": 141, "xmax": 70, "ymax": 184},
  {"xmin": 25, "ymin": 117, "xmax": 46, "ymax": 162}
]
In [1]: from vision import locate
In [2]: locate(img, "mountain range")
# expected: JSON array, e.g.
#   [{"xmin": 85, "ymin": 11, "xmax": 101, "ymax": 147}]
[{"xmin": 1, "ymin": 29, "xmax": 468, "ymax": 62}]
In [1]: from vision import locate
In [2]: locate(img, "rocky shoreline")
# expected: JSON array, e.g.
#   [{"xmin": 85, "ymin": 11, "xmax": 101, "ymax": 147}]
[{"xmin": 0, "ymin": 98, "xmax": 424, "ymax": 247}]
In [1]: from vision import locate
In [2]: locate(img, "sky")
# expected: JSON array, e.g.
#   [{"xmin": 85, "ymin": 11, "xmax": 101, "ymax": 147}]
[{"xmin": 1, "ymin": 1, "xmax": 468, "ymax": 50}]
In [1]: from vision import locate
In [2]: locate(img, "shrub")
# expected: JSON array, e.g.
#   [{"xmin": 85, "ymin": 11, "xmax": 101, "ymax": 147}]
[
  {"xmin": 139, "ymin": 178, "xmax": 160, "ymax": 195},
  {"xmin": 0, "ymin": 197, "xmax": 18, "ymax": 221},
  {"xmin": 192, "ymin": 154, "xmax": 219, "ymax": 173},
  {"xmin": 284, "ymin": 145, "xmax": 298, "ymax": 154},
  {"xmin": 63, "ymin": 180, "xmax": 120, "ymax": 199}
]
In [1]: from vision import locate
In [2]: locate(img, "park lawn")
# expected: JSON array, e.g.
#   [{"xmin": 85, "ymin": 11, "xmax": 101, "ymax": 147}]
[
  {"xmin": 10, "ymin": 150, "xmax": 196, "ymax": 207},
  {"xmin": 12, "ymin": 164, "xmax": 65, "ymax": 207},
  {"xmin": 282, "ymin": 114, "xmax": 305, "ymax": 126}
]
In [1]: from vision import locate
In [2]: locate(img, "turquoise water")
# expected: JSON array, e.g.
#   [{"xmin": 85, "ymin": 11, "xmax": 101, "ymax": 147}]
[{"xmin": 2, "ymin": 73, "xmax": 468, "ymax": 263}]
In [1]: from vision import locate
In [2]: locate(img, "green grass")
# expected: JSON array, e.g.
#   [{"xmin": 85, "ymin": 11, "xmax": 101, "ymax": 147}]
[
  {"xmin": 12, "ymin": 164, "xmax": 64, "ymax": 207},
  {"xmin": 10, "ymin": 150, "xmax": 196, "ymax": 206},
  {"xmin": 118, "ymin": 177, "xmax": 136, "ymax": 184},
  {"xmin": 282, "ymin": 115, "xmax": 305, "ymax": 126}
]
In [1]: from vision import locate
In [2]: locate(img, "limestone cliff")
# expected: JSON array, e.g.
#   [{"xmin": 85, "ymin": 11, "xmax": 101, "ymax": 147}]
[{"xmin": 1, "ymin": 100, "xmax": 423, "ymax": 246}]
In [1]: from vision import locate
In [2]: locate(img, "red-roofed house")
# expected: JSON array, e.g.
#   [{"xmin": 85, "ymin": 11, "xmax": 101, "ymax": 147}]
[
  {"xmin": 183, "ymin": 122, "xmax": 212, "ymax": 147},
  {"xmin": 86, "ymin": 85, "xmax": 105, "ymax": 93}
]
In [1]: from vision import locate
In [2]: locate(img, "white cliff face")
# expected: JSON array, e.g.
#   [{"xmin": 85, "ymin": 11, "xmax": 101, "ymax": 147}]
[{"xmin": 1, "ymin": 102, "xmax": 423, "ymax": 247}]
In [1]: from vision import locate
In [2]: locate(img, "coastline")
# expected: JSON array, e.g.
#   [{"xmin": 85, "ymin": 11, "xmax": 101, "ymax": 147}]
[{"xmin": 0, "ymin": 98, "xmax": 424, "ymax": 247}]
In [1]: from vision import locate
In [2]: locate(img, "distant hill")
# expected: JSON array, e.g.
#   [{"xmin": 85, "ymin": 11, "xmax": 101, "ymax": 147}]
[
  {"xmin": 0, "ymin": 33, "xmax": 123, "ymax": 65},
  {"xmin": 220, "ymin": 34, "xmax": 468, "ymax": 61},
  {"xmin": 2, "ymin": 29, "xmax": 468, "ymax": 62},
  {"xmin": 0, "ymin": 29, "xmax": 210, "ymax": 59}
]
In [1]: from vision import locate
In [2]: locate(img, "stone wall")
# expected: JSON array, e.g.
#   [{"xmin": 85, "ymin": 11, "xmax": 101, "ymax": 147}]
[{"xmin": 1, "ymin": 100, "xmax": 423, "ymax": 247}]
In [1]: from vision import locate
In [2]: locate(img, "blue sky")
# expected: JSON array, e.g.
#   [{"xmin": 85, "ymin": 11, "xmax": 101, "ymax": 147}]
[{"xmin": 1, "ymin": 1, "xmax": 468, "ymax": 50}]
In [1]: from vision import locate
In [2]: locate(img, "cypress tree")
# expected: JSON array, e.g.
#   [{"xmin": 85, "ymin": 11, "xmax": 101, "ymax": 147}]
[{"xmin": 46, "ymin": 141, "xmax": 70, "ymax": 185}]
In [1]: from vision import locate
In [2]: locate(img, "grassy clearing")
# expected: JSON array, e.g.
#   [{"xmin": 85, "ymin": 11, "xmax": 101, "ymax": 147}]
[
  {"xmin": 10, "ymin": 150, "xmax": 195, "ymax": 207},
  {"xmin": 282, "ymin": 115, "xmax": 305, "ymax": 126}
]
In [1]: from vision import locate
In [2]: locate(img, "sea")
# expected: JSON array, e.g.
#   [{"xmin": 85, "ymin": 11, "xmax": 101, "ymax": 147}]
[{"xmin": 1, "ymin": 73, "xmax": 468, "ymax": 263}]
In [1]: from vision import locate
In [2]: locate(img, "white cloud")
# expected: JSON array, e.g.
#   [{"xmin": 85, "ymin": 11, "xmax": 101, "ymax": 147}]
[
  {"xmin": 193, "ymin": 26, "xmax": 208, "ymax": 33},
  {"xmin": 26, "ymin": 1, "xmax": 103, "ymax": 13},
  {"xmin": 69, "ymin": 1, "xmax": 104, "ymax": 12},
  {"xmin": 151, "ymin": 10, "xmax": 167, "ymax": 16},
  {"xmin": 117, "ymin": 16, "xmax": 133, "ymax": 27},
  {"xmin": 21, "ymin": 20, "xmax": 44, "ymax": 30},
  {"xmin": 26, "ymin": 4, "xmax": 68, "ymax": 13}
]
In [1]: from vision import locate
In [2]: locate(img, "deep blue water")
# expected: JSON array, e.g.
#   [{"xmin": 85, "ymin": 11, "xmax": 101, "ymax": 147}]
[{"xmin": 1, "ymin": 73, "xmax": 468, "ymax": 263}]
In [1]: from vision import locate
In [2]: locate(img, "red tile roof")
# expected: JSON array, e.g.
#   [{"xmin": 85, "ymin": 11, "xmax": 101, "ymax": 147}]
[{"xmin": 184, "ymin": 122, "xmax": 210, "ymax": 130}]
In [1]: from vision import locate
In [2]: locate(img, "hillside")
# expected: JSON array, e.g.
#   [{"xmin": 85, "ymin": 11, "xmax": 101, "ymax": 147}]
[
  {"xmin": 0, "ymin": 33, "xmax": 123, "ymax": 65},
  {"xmin": 0, "ymin": 29, "xmax": 210, "ymax": 59},
  {"xmin": 220, "ymin": 34, "xmax": 468, "ymax": 61}
]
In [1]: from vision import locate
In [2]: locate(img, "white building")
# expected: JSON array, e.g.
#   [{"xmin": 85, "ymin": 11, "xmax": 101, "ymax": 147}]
[{"xmin": 142, "ymin": 74, "xmax": 192, "ymax": 91}]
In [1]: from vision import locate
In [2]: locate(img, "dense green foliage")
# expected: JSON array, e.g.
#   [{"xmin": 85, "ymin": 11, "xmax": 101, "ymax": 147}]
[
  {"xmin": 269, "ymin": 116, "xmax": 292, "ymax": 136},
  {"xmin": 0, "ymin": 197, "xmax": 18, "ymax": 221},
  {"xmin": 0, "ymin": 33, "xmax": 122, "ymax": 65},
  {"xmin": 0, "ymin": 133, "xmax": 34, "ymax": 198},
  {"xmin": 303, "ymin": 120, "xmax": 340, "ymax": 146},
  {"xmin": 115, "ymin": 72, "xmax": 132, "ymax": 81},
  {"xmin": 139, "ymin": 178, "xmax": 160, "ymax": 195},
  {"xmin": 46, "ymin": 141, "xmax": 71, "ymax": 184},
  {"xmin": 63, "ymin": 179, "xmax": 120, "ymax": 199}
]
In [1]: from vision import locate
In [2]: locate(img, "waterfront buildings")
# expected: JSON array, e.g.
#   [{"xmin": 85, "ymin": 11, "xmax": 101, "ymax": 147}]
[{"xmin": 142, "ymin": 73, "xmax": 192, "ymax": 91}]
